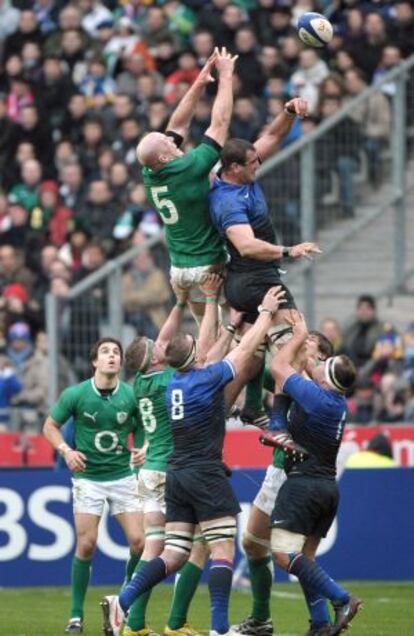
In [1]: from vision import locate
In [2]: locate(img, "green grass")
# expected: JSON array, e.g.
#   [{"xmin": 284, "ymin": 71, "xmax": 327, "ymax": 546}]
[{"xmin": 1, "ymin": 582, "xmax": 413, "ymax": 636}]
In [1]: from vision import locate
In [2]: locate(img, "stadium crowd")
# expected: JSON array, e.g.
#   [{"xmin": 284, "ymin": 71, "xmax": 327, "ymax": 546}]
[{"xmin": 0, "ymin": 0, "xmax": 414, "ymax": 431}]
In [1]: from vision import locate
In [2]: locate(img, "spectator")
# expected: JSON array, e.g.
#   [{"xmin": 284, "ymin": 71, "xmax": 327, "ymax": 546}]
[
  {"xmin": 289, "ymin": 49, "xmax": 329, "ymax": 114},
  {"xmin": 347, "ymin": 377, "xmax": 381, "ymax": 425},
  {"xmin": 77, "ymin": 116, "xmax": 106, "ymax": 178},
  {"xmin": 345, "ymin": 67, "xmax": 391, "ymax": 186},
  {"xmin": 9, "ymin": 104, "xmax": 54, "ymax": 173},
  {"xmin": 78, "ymin": 55, "xmax": 118, "ymax": 108},
  {"xmin": 59, "ymin": 161, "xmax": 87, "ymax": 211},
  {"xmin": 234, "ymin": 27, "xmax": 266, "ymax": 97},
  {"xmin": 0, "ymin": 351, "xmax": 22, "ymax": 429},
  {"xmin": 347, "ymin": 12, "xmax": 388, "ymax": 81},
  {"xmin": 0, "ymin": 202, "xmax": 29, "ymax": 250},
  {"xmin": 58, "ymin": 227, "xmax": 91, "ymax": 275},
  {"xmin": 6, "ymin": 320, "xmax": 34, "ymax": 379},
  {"xmin": 37, "ymin": 54, "xmax": 76, "ymax": 138},
  {"xmin": 372, "ymin": 45, "xmax": 403, "ymax": 98},
  {"xmin": 0, "ymin": 1, "xmax": 20, "ymax": 46},
  {"xmin": 122, "ymin": 246, "xmax": 170, "ymax": 339},
  {"xmin": 345, "ymin": 433, "xmax": 397, "ymax": 468},
  {"xmin": 164, "ymin": 50, "xmax": 199, "ymax": 105},
  {"xmin": 0, "ymin": 243, "xmax": 35, "ymax": 295},
  {"xmin": 79, "ymin": 0, "xmax": 113, "ymax": 39},
  {"xmin": 3, "ymin": 9, "xmax": 43, "ymax": 61},
  {"xmin": 8, "ymin": 157, "xmax": 42, "ymax": 213},
  {"xmin": 342, "ymin": 295, "xmax": 388, "ymax": 369},
  {"xmin": 319, "ymin": 95, "xmax": 363, "ymax": 217},
  {"xmin": 389, "ymin": 0, "xmax": 414, "ymax": 58}
]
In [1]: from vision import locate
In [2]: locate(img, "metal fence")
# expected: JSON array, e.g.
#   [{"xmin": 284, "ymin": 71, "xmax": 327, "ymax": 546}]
[
  {"xmin": 45, "ymin": 56, "xmax": 414, "ymax": 405},
  {"xmin": 46, "ymin": 235, "xmax": 168, "ymax": 406}
]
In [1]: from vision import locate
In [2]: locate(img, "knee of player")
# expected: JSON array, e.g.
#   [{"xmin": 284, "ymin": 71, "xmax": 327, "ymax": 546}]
[
  {"xmin": 209, "ymin": 538, "xmax": 235, "ymax": 562},
  {"xmin": 270, "ymin": 528, "xmax": 305, "ymax": 571},
  {"xmin": 162, "ymin": 547, "xmax": 189, "ymax": 573},
  {"xmin": 76, "ymin": 534, "xmax": 97, "ymax": 558},
  {"xmin": 242, "ymin": 533, "xmax": 263, "ymax": 559},
  {"xmin": 129, "ymin": 533, "xmax": 145, "ymax": 556},
  {"xmin": 189, "ymin": 534, "xmax": 210, "ymax": 567}
]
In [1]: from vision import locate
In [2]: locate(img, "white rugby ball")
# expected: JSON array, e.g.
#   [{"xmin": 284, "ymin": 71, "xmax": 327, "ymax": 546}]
[{"xmin": 297, "ymin": 12, "xmax": 333, "ymax": 48}]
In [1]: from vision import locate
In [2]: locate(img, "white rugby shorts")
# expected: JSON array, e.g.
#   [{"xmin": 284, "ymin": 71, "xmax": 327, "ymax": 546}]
[
  {"xmin": 72, "ymin": 474, "xmax": 142, "ymax": 516},
  {"xmin": 137, "ymin": 468, "xmax": 166, "ymax": 514},
  {"xmin": 170, "ymin": 263, "xmax": 226, "ymax": 303},
  {"xmin": 253, "ymin": 465, "xmax": 287, "ymax": 517}
]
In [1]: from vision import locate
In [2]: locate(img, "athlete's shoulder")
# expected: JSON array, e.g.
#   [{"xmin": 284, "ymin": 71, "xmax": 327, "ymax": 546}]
[
  {"xmin": 62, "ymin": 379, "xmax": 91, "ymax": 399},
  {"xmin": 119, "ymin": 380, "xmax": 135, "ymax": 397}
]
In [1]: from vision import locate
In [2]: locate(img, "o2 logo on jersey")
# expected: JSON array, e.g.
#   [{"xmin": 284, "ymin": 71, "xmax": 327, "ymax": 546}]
[{"xmin": 95, "ymin": 431, "xmax": 122, "ymax": 454}]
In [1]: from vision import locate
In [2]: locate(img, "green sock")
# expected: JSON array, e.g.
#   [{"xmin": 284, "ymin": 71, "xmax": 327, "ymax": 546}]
[
  {"xmin": 70, "ymin": 556, "xmax": 92, "ymax": 619},
  {"xmin": 125, "ymin": 551, "xmax": 141, "ymax": 583},
  {"xmin": 245, "ymin": 362, "xmax": 265, "ymax": 412},
  {"xmin": 167, "ymin": 561, "xmax": 203, "ymax": 629},
  {"xmin": 249, "ymin": 556, "xmax": 273, "ymax": 622},
  {"xmin": 127, "ymin": 560, "xmax": 152, "ymax": 631}
]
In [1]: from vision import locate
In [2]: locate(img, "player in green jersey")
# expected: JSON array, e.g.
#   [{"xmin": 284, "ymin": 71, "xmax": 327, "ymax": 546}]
[
  {"xmin": 43, "ymin": 338, "xmax": 145, "ymax": 635},
  {"xmin": 231, "ymin": 332, "xmax": 334, "ymax": 636},
  {"xmin": 102, "ymin": 279, "xmax": 223, "ymax": 636},
  {"xmin": 136, "ymin": 47, "xmax": 237, "ymax": 319}
]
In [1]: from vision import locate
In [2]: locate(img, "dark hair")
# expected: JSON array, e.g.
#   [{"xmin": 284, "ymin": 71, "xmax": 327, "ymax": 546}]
[
  {"xmin": 125, "ymin": 336, "xmax": 149, "ymax": 372},
  {"xmin": 165, "ymin": 332, "xmax": 193, "ymax": 369},
  {"xmin": 367, "ymin": 433, "xmax": 393, "ymax": 459},
  {"xmin": 90, "ymin": 337, "xmax": 123, "ymax": 364},
  {"xmin": 357, "ymin": 294, "xmax": 376, "ymax": 309},
  {"xmin": 221, "ymin": 138, "xmax": 255, "ymax": 170},
  {"xmin": 309, "ymin": 330, "xmax": 334, "ymax": 360},
  {"xmin": 334, "ymin": 354, "xmax": 356, "ymax": 391}
]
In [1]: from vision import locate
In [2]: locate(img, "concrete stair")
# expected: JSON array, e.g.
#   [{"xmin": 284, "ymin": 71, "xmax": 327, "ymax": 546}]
[{"xmin": 284, "ymin": 170, "xmax": 414, "ymax": 330}]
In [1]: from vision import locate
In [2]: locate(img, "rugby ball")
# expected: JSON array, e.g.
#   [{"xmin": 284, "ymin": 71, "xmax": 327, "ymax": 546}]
[{"xmin": 297, "ymin": 12, "xmax": 333, "ymax": 48}]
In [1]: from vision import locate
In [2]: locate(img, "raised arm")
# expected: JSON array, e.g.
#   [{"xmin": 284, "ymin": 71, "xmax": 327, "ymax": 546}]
[
  {"xmin": 156, "ymin": 283, "xmax": 189, "ymax": 348},
  {"xmin": 254, "ymin": 97, "xmax": 308, "ymax": 162},
  {"xmin": 204, "ymin": 47, "xmax": 238, "ymax": 147},
  {"xmin": 226, "ymin": 287, "xmax": 286, "ymax": 375},
  {"xmin": 166, "ymin": 51, "xmax": 217, "ymax": 139},
  {"xmin": 196, "ymin": 274, "xmax": 223, "ymax": 363},
  {"xmin": 205, "ymin": 307, "xmax": 244, "ymax": 365},
  {"xmin": 270, "ymin": 313, "xmax": 309, "ymax": 389}
]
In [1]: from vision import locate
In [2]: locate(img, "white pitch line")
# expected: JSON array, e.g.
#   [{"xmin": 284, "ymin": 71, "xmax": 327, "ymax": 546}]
[{"xmin": 271, "ymin": 590, "xmax": 302, "ymax": 600}]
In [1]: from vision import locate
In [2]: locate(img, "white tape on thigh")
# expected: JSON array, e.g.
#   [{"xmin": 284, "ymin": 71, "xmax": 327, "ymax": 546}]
[
  {"xmin": 267, "ymin": 323, "xmax": 293, "ymax": 353},
  {"xmin": 271, "ymin": 528, "xmax": 306, "ymax": 553},
  {"xmin": 165, "ymin": 530, "xmax": 193, "ymax": 554},
  {"xmin": 201, "ymin": 517, "xmax": 237, "ymax": 544},
  {"xmin": 243, "ymin": 529, "xmax": 270, "ymax": 550}
]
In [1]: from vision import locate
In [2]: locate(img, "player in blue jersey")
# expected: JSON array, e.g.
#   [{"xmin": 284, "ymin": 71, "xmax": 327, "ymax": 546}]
[
  {"xmin": 104, "ymin": 286, "xmax": 287, "ymax": 636},
  {"xmin": 209, "ymin": 97, "xmax": 321, "ymax": 444},
  {"xmin": 268, "ymin": 314, "xmax": 362, "ymax": 636}
]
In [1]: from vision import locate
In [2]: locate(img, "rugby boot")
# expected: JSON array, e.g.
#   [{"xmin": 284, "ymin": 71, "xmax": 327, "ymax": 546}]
[
  {"xmin": 165, "ymin": 624, "xmax": 203, "ymax": 636},
  {"xmin": 101, "ymin": 595, "xmax": 124, "ymax": 636},
  {"xmin": 124, "ymin": 627, "xmax": 160, "ymax": 636},
  {"xmin": 240, "ymin": 407, "xmax": 270, "ymax": 430},
  {"xmin": 65, "ymin": 618, "xmax": 83, "ymax": 633},
  {"xmin": 330, "ymin": 597, "xmax": 363, "ymax": 635},
  {"xmin": 259, "ymin": 430, "xmax": 309, "ymax": 461},
  {"xmin": 304, "ymin": 621, "xmax": 331, "ymax": 636},
  {"xmin": 230, "ymin": 616, "xmax": 274, "ymax": 636}
]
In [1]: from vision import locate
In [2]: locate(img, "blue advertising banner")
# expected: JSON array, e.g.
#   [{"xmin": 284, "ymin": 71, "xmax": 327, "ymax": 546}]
[{"xmin": 0, "ymin": 468, "xmax": 413, "ymax": 587}]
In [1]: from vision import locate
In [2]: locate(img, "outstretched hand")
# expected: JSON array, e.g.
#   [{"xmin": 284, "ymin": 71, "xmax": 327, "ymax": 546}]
[
  {"xmin": 199, "ymin": 273, "xmax": 223, "ymax": 299},
  {"xmin": 290, "ymin": 242, "xmax": 322, "ymax": 260},
  {"xmin": 285, "ymin": 97, "xmax": 309, "ymax": 119},
  {"xmin": 260, "ymin": 285, "xmax": 286, "ymax": 314},
  {"xmin": 197, "ymin": 50, "xmax": 218, "ymax": 85},
  {"xmin": 214, "ymin": 46, "xmax": 239, "ymax": 77}
]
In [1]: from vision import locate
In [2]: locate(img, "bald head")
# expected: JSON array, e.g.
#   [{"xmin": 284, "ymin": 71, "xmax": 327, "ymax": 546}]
[{"xmin": 136, "ymin": 132, "xmax": 183, "ymax": 169}]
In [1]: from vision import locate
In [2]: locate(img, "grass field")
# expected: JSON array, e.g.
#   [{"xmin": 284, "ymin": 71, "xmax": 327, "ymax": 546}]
[{"xmin": 1, "ymin": 582, "xmax": 413, "ymax": 636}]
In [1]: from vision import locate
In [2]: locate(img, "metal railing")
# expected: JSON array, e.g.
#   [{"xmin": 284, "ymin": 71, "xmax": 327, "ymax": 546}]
[
  {"xmin": 258, "ymin": 55, "xmax": 414, "ymax": 326},
  {"xmin": 46, "ymin": 235, "xmax": 164, "ymax": 405}
]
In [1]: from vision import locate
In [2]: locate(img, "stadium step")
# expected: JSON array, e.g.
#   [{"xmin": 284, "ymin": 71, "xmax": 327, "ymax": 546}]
[{"xmin": 285, "ymin": 158, "xmax": 414, "ymax": 329}]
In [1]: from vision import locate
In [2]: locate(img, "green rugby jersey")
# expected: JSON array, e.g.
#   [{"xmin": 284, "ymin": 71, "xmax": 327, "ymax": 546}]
[
  {"xmin": 134, "ymin": 368, "xmax": 175, "ymax": 472},
  {"xmin": 51, "ymin": 378, "xmax": 140, "ymax": 481},
  {"xmin": 143, "ymin": 142, "xmax": 227, "ymax": 268},
  {"xmin": 263, "ymin": 366, "xmax": 285, "ymax": 469}
]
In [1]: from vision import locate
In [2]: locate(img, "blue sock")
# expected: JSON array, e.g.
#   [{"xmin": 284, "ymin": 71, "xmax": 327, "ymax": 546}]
[
  {"xmin": 208, "ymin": 559, "xmax": 233, "ymax": 634},
  {"xmin": 269, "ymin": 394, "xmax": 291, "ymax": 432},
  {"xmin": 289, "ymin": 554, "xmax": 349, "ymax": 605},
  {"xmin": 301, "ymin": 580, "xmax": 331, "ymax": 628},
  {"xmin": 119, "ymin": 556, "xmax": 167, "ymax": 612}
]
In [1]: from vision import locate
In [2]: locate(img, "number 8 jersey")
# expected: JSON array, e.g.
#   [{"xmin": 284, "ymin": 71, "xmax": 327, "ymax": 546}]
[
  {"xmin": 135, "ymin": 367, "xmax": 175, "ymax": 472},
  {"xmin": 142, "ymin": 137, "xmax": 227, "ymax": 269}
]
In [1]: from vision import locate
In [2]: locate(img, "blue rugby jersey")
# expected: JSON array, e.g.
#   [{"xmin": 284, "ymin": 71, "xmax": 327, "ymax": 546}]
[
  {"xmin": 166, "ymin": 360, "xmax": 235, "ymax": 468},
  {"xmin": 209, "ymin": 176, "xmax": 281, "ymax": 273},
  {"xmin": 282, "ymin": 373, "xmax": 348, "ymax": 479}
]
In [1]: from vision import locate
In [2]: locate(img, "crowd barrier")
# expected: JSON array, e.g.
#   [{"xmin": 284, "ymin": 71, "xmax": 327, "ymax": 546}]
[{"xmin": 0, "ymin": 467, "xmax": 412, "ymax": 587}]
